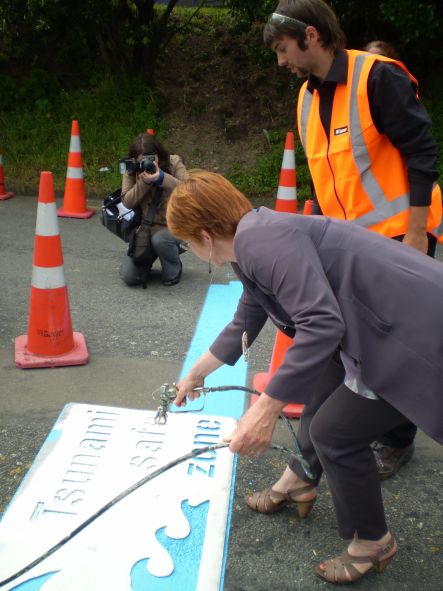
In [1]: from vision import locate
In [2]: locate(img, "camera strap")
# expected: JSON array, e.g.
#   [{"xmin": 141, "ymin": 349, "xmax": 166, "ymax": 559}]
[{"xmin": 140, "ymin": 186, "xmax": 163, "ymax": 229}]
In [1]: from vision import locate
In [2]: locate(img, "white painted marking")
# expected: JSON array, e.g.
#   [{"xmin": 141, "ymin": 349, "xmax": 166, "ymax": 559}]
[{"xmin": 0, "ymin": 404, "xmax": 236, "ymax": 591}]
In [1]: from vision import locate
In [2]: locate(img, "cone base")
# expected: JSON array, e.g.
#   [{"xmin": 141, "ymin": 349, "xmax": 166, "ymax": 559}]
[
  {"xmin": 0, "ymin": 191, "xmax": 14, "ymax": 201},
  {"xmin": 252, "ymin": 371, "xmax": 304, "ymax": 418},
  {"xmin": 57, "ymin": 208, "xmax": 96, "ymax": 219},
  {"xmin": 14, "ymin": 332, "xmax": 89, "ymax": 369}
]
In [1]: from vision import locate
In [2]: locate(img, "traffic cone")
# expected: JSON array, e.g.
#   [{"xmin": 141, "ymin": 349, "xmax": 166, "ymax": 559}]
[
  {"xmin": 303, "ymin": 199, "xmax": 314, "ymax": 215},
  {"xmin": 275, "ymin": 131, "xmax": 298, "ymax": 214},
  {"xmin": 58, "ymin": 120, "xmax": 95, "ymax": 218},
  {"xmin": 0, "ymin": 149, "xmax": 14, "ymax": 201},
  {"xmin": 251, "ymin": 330, "xmax": 304, "ymax": 419},
  {"xmin": 15, "ymin": 171, "xmax": 89, "ymax": 368}
]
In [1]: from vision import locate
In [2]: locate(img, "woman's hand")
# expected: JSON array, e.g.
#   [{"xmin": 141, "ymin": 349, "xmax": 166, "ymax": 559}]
[
  {"xmin": 173, "ymin": 350, "xmax": 225, "ymax": 407},
  {"xmin": 140, "ymin": 161, "xmax": 160, "ymax": 185},
  {"xmin": 174, "ymin": 372, "xmax": 205, "ymax": 407},
  {"xmin": 224, "ymin": 393, "xmax": 285, "ymax": 456}
]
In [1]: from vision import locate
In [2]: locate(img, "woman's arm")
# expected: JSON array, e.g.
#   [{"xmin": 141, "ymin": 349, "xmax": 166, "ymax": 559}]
[
  {"xmin": 161, "ymin": 155, "xmax": 188, "ymax": 190},
  {"xmin": 173, "ymin": 350, "xmax": 224, "ymax": 406},
  {"xmin": 121, "ymin": 173, "xmax": 150, "ymax": 209}
]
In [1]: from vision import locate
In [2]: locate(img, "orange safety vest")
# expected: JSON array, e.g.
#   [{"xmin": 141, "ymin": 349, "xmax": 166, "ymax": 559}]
[{"xmin": 297, "ymin": 50, "xmax": 443, "ymax": 242}]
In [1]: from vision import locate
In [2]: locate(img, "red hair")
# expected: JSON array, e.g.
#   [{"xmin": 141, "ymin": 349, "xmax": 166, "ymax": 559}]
[{"xmin": 167, "ymin": 170, "xmax": 252, "ymax": 242}]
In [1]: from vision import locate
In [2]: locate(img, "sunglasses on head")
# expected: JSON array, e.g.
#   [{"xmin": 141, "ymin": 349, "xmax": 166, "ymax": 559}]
[{"xmin": 268, "ymin": 12, "xmax": 308, "ymax": 29}]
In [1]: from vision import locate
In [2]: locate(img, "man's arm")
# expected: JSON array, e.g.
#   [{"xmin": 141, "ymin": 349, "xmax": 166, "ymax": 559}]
[{"xmin": 368, "ymin": 62, "xmax": 439, "ymax": 253}]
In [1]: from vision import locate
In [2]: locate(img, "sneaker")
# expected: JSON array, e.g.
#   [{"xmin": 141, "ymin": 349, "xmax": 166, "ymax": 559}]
[{"xmin": 372, "ymin": 442, "xmax": 415, "ymax": 480}]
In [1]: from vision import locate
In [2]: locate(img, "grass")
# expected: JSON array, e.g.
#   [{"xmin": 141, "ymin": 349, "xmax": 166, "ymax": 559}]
[
  {"xmin": 226, "ymin": 129, "xmax": 311, "ymax": 205},
  {"xmin": 0, "ymin": 76, "xmax": 163, "ymax": 197}
]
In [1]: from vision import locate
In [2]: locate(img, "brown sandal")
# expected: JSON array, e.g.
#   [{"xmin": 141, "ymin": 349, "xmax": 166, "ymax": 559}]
[
  {"xmin": 315, "ymin": 534, "xmax": 397, "ymax": 585},
  {"xmin": 245, "ymin": 484, "xmax": 316, "ymax": 518}
]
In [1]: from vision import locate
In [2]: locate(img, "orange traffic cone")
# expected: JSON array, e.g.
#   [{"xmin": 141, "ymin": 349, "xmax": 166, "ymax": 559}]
[
  {"xmin": 15, "ymin": 171, "xmax": 89, "ymax": 368},
  {"xmin": 275, "ymin": 131, "xmax": 298, "ymax": 214},
  {"xmin": 0, "ymin": 149, "xmax": 14, "ymax": 201},
  {"xmin": 252, "ymin": 330, "xmax": 304, "ymax": 419},
  {"xmin": 58, "ymin": 120, "xmax": 95, "ymax": 218},
  {"xmin": 303, "ymin": 199, "xmax": 314, "ymax": 215}
]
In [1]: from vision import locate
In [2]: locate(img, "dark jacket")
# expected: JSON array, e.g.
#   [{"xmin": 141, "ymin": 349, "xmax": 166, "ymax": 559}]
[{"xmin": 210, "ymin": 208, "xmax": 443, "ymax": 444}]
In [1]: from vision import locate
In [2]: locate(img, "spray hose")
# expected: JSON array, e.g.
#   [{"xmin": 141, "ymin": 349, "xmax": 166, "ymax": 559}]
[
  {"xmin": 0, "ymin": 385, "xmax": 313, "ymax": 588},
  {"xmin": 152, "ymin": 383, "xmax": 313, "ymax": 479}
]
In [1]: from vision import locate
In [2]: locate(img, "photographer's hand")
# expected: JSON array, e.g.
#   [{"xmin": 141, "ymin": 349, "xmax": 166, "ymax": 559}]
[{"xmin": 140, "ymin": 161, "xmax": 160, "ymax": 184}]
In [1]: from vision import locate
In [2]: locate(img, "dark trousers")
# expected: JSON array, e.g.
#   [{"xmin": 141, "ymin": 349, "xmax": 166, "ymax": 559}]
[
  {"xmin": 120, "ymin": 228, "xmax": 181, "ymax": 286},
  {"xmin": 289, "ymin": 357, "xmax": 407, "ymax": 540}
]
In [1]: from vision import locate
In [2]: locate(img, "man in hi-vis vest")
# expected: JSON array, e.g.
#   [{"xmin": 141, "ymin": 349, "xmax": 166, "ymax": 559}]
[{"xmin": 260, "ymin": 0, "xmax": 442, "ymax": 485}]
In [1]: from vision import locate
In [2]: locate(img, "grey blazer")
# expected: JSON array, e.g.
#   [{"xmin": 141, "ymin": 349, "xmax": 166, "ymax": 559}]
[{"xmin": 210, "ymin": 208, "xmax": 443, "ymax": 444}]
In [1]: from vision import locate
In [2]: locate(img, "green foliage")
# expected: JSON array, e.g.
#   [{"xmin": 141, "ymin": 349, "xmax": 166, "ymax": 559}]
[
  {"xmin": 224, "ymin": 0, "xmax": 275, "ymax": 25},
  {"xmin": 0, "ymin": 0, "xmax": 201, "ymax": 86},
  {"xmin": 0, "ymin": 3, "xmax": 441, "ymax": 201},
  {"xmin": 226, "ymin": 130, "xmax": 311, "ymax": 205},
  {"xmin": 0, "ymin": 76, "xmax": 162, "ymax": 195},
  {"xmin": 331, "ymin": 0, "xmax": 442, "ymax": 78}
]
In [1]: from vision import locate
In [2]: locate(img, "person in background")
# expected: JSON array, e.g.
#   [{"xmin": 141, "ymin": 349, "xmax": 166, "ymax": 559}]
[
  {"xmin": 120, "ymin": 132, "xmax": 187, "ymax": 287},
  {"xmin": 364, "ymin": 40, "xmax": 399, "ymax": 59},
  {"xmin": 263, "ymin": 0, "xmax": 442, "ymax": 482},
  {"xmin": 166, "ymin": 170, "xmax": 443, "ymax": 585}
]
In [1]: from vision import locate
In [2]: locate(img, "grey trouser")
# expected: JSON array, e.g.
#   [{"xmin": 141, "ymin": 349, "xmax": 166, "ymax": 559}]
[{"xmin": 120, "ymin": 228, "xmax": 181, "ymax": 286}]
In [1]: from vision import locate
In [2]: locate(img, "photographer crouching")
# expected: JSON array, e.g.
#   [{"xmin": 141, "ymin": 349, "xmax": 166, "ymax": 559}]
[{"xmin": 119, "ymin": 132, "xmax": 188, "ymax": 287}]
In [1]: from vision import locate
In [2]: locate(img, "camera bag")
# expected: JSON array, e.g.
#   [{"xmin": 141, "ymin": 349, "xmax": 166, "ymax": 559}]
[{"xmin": 100, "ymin": 188, "xmax": 141, "ymax": 243}]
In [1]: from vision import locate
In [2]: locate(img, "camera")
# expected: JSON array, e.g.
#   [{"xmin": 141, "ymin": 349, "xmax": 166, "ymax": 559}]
[{"xmin": 119, "ymin": 154, "xmax": 156, "ymax": 175}]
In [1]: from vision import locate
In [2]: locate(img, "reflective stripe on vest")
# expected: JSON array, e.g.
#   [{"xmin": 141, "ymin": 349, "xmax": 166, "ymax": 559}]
[{"xmin": 298, "ymin": 51, "xmax": 443, "ymax": 240}]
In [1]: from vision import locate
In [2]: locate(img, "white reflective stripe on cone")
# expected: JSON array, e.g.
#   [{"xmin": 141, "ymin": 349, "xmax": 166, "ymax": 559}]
[
  {"xmin": 31, "ymin": 265, "xmax": 66, "ymax": 289},
  {"xmin": 67, "ymin": 167, "xmax": 84, "ymax": 179},
  {"xmin": 281, "ymin": 149, "xmax": 295, "ymax": 169},
  {"xmin": 277, "ymin": 185, "xmax": 297, "ymax": 200},
  {"xmin": 35, "ymin": 202, "xmax": 60, "ymax": 237},
  {"xmin": 69, "ymin": 135, "xmax": 81, "ymax": 152}
]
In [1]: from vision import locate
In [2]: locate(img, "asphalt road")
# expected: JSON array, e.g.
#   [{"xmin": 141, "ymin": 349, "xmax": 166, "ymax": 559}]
[{"xmin": 1, "ymin": 194, "xmax": 442, "ymax": 590}]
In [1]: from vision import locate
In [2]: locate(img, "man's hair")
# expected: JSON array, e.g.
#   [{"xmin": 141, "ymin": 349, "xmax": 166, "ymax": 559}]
[
  {"xmin": 264, "ymin": 0, "xmax": 345, "ymax": 53},
  {"xmin": 166, "ymin": 170, "xmax": 252, "ymax": 242}
]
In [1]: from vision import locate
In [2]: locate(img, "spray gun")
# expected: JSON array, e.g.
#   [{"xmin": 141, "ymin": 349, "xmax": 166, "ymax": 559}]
[{"xmin": 152, "ymin": 382, "xmax": 315, "ymax": 480}]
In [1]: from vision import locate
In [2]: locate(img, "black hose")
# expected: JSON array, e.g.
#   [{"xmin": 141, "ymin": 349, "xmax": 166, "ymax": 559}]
[
  {"xmin": 0, "ymin": 440, "xmax": 298, "ymax": 588},
  {"xmin": 194, "ymin": 385, "xmax": 314, "ymax": 480}
]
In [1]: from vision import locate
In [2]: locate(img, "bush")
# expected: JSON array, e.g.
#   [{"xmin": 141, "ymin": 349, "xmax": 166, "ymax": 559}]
[{"xmin": 0, "ymin": 76, "xmax": 163, "ymax": 196}]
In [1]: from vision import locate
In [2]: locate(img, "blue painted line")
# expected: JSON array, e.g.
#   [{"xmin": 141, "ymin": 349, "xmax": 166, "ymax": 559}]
[
  {"xmin": 173, "ymin": 281, "xmax": 248, "ymax": 419},
  {"xmin": 1, "ymin": 280, "xmax": 247, "ymax": 591},
  {"xmin": 170, "ymin": 279, "xmax": 247, "ymax": 590}
]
